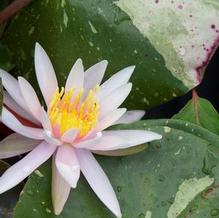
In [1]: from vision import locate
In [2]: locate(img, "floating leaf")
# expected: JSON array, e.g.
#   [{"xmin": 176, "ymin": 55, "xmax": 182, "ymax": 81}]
[
  {"xmin": 14, "ymin": 119, "xmax": 219, "ymax": 218},
  {"xmin": 174, "ymin": 95, "xmax": 219, "ymax": 135},
  {"xmin": 0, "ymin": 43, "xmax": 15, "ymax": 71},
  {"xmin": 172, "ymin": 96, "xmax": 219, "ymax": 217},
  {"xmin": 2, "ymin": 0, "xmax": 219, "ymax": 108},
  {"xmin": 0, "ymin": 160, "xmax": 19, "ymax": 218}
]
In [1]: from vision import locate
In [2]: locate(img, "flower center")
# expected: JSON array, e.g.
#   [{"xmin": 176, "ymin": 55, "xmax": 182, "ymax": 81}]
[{"xmin": 48, "ymin": 86, "xmax": 99, "ymax": 138}]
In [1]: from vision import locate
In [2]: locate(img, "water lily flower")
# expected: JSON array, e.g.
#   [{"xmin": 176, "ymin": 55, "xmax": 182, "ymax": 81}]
[{"xmin": 0, "ymin": 43, "xmax": 162, "ymax": 217}]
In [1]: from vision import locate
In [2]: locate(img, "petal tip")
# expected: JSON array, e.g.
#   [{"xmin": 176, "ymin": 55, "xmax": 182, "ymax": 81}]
[
  {"xmin": 102, "ymin": 59, "xmax": 108, "ymax": 65},
  {"xmin": 127, "ymin": 82, "xmax": 132, "ymax": 90},
  {"xmin": 117, "ymin": 212, "xmax": 122, "ymax": 218},
  {"xmin": 112, "ymin": 206, "xmax": 122, "ymax": 218},
  {"xmin": 76, "ymin": 58, "xmax": 83, "ymax": 65},
  {"xmin": 35, "ymin": 42, "xmax": 46, "ymax": 58},
  {"xmin": 53, "ymin": 207, "xmax": 62, "ymax": 216},
  {"xmin": 138, "ymin": 110, "xmax": 146, "ymax": 118},
  {"xmin": 126, "ymin": 65, "xmax": 135, "ymax": 74},
  {"xmin": 35, "ymin": 42, "xmax": 41, "ymax": 51},
  {"xmin": 151, "ymin": 132, "xmax": 162, "ymax": 140}
]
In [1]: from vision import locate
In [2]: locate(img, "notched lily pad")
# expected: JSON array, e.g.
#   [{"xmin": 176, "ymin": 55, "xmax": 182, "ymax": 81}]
[{"xmin": 14, "ymin": 119, "xmax": 219, "ymax": 218}]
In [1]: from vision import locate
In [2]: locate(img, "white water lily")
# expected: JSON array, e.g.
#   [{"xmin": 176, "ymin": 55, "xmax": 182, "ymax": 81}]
[{"xmin": 0, "ymin": 43, "xmax": 162, "ymax": 217}]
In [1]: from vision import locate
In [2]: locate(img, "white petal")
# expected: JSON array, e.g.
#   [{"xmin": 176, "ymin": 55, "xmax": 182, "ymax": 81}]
[
  {"xmin": 0, "ymin": 69, "xmax": 29, "ymax": 112},
  {"xmin": 1, "ymin": 107, "xmax": 44, "ymax": 140},
  {"xmin": 84, "ymin": 60, "xmax": 108, "ymax": 93},
  {"xmin": 40, "ymin": 107, "xmax": 51, "ymax": 131},
  {"xmin": 3, "ymin": 91, "xmax": 39, "ymax": 124},
  {"xmin": 61, "ymin": 129, "xmax": 78, "ymax": 144},
  {"xmin": 43, "ymin": 130, "xmax": 62, "ymax": 146},
  {"xmin": 93, "ymin": 108, "xmax": 126, "ymax": 133},
  {"xmin": 100, "ymin": 83, "xmax": 132, "ymax": 118},
  {"xmin": 76, "ymin": 149, "xmax": 121, "ymax": 218},
  {"xmin": 34, "ymin": 43, "xmax": 58, "ymax": 106},
  {"xmin": 91, "ymin": 130, "xmax": 162, "ymax": 151},
  {"xmin": 74, "ymin": 132, "xmax": 102, "ymax": 148},
  {"xmin": 114, "ymin": 110, "xmax": 145, "ymax": 125},
  {"xmin": 56, "ymin": 145, "xmax": 80, "ymax": 188},
  {"xmin": 18, "ymin": 77, "xmax": 42, "ymax": 122},
  {"xmin": 79, "ymin": 134, "xmax": 126, "ymax": 150},
  {"xmin": 0, "ymin": 141, "xmax": 56, "ymax": 194},
  {"xmin": 52, "ymin": 155, "xmax": 71, "ymax": 215},
  {"xmin": 0, "ymin": 133, "xmax": 41, "ymax": 159},
  {"xmin": 99, "ymin": 66, "xmax": 135, "ymax": 99},
  {"xmin": 65, "ymin": 59, "xmax": 84, "ymax": 92}
]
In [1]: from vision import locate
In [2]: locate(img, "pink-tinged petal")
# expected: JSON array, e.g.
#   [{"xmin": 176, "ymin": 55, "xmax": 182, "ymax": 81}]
[
  {"xmin": 3, "ymin": 91, "xmax": 39, "ymax": 125},
  {"xmin": 90, "ymin": 130, "xmax": 162, "ymax": 151},
  {"xmin": 74, "ymin": 132, "xmax": 102, "ymax": 148},
  {"xmin": 84, "ymin": 60, "xmax": 108, "ymax": 94},
  {"xmin": 40, "ymin": 107, "xmax": 51, "ymax": 131},
  {"xmin": 65, "ymin": 59, "xmax": 84, "ymax": 92},
  {"xmin": 0, "ymin": 133, "xmax": 41, "ymax": 159},
  {"xmin": 18, "ymin": 77, "xmax": 42, "ymax": 122},
  {"xmin": 79, "ymin": 134, "xmax": 125, "ymax": 150},
  {"xmin": 34, "ymin": 43, "xmax": 58, "ymax": 106},
  {"xmin": 1, "ymin": 107, "xmax": 44, "ymax": 140},
  {"xmin": 93, "ymin": 108, "xmax": 127, "ymax": 133},
  {"xmin": 53, "ymin": 124, "xmax": 61, "ymax": 138},
  {"xmin": 0, "ymin": 69, "xmax": 29, "ymax": 112},
  {"xmin": 56, "ymin": 145, "xmax": 80, "ymax": 188},
  {"xmin": 114, "ymin": 110, "xmax": 145, "ymax": 125},
  {"xmin": 43, "ymin": 130, "xmax": 62, "ymax": 146},
  {"xmin": 52, "ymin": 155, "xmax": 71, "ymax": 215},
  {"xmin": 61, "ymin": 129, "xmax": 78, "ymax": 144},
  {"xmin": 0, "ymin": 141, "xmax": 56, "ymax": 194},
  {"xmin": 76, "ymin": 149, "xmax": 121, "ymax": 218},
  {"xmin": 99, "ymin": 83, "xmax": 132, "ymax": 118},
  {"xmin": 99, "ymin": 66, "xmax": 135, "ymax": 99}
]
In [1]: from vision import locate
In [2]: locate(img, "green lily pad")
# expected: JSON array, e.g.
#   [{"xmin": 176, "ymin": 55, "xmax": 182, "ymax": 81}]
[
  {"xmin": 0, "ymin": 160, "xmax": 20, "ymax": 218},
  {"xmin": 0, "ymin": 43, "xmax": 15, "ymax": 71},
  {"xmin": 170, "ymin": 97, "xmax": 219, "ymax": 217},
  {"xmin": 2, "ymin": 0, "xmax": 219, "ymax": 108},
  {"xmin": 174, "ymin": 95, "xmax": 219, "ymax": 135},
  {"xmin": 14, "ymin": 119, "xmax": 219, "ymax": 218}
]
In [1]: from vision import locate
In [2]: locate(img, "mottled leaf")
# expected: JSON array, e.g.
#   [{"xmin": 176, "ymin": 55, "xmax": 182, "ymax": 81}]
[
  {"xmin": 2, "ymin": 0, "xmax": 219, "ymax": 108},
  {"xmin": 14, "ymin": 119, "xmax": 219, "ymax": 218},
  {"xmin": 174, "ymin": 95, "xmax": 219, "ymax": 135}
]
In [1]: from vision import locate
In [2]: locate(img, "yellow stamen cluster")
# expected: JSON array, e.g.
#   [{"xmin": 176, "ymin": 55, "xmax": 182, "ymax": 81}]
[{"xmin": 48, "ymin": 86, "xmax": 100, "ymax": 138}]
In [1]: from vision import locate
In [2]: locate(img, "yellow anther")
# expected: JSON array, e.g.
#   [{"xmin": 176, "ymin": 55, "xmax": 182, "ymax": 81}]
[{"xmin": 48, "ymin": 86, "xmax": 99, "ymax": 138}]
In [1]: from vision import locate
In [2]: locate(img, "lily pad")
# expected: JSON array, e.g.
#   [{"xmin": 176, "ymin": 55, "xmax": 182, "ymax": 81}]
[
  {"xmin": 14, "ymin": 119, "xmax": 219, "ymax": 218},
  {"xmin": 0, "ymin": 160, "xmax": 20, "ymax": 218},
  {"xmin": 2, "ymin": 0, "xmax": 219, "ymax": 108},
  {"xmin": 170, "ymin": 97, "xmax": 219, "ymax": 217},
  {"xmin": 0, "ymin": 43, "xmax": 15, "ymax": 71},
  {"xmin": 174, "ymin": 94, "xmax": 219, "ymax": 135}
]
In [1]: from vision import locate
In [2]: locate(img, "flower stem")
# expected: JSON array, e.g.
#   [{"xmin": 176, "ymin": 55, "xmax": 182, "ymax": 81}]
[
  {"xmin": 192, "ymin": 89, "xmax": 200, "ymax": 125},
  {"xmin": 0, "ymin": 0, "xmax": 33, "ymax": 24}
]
